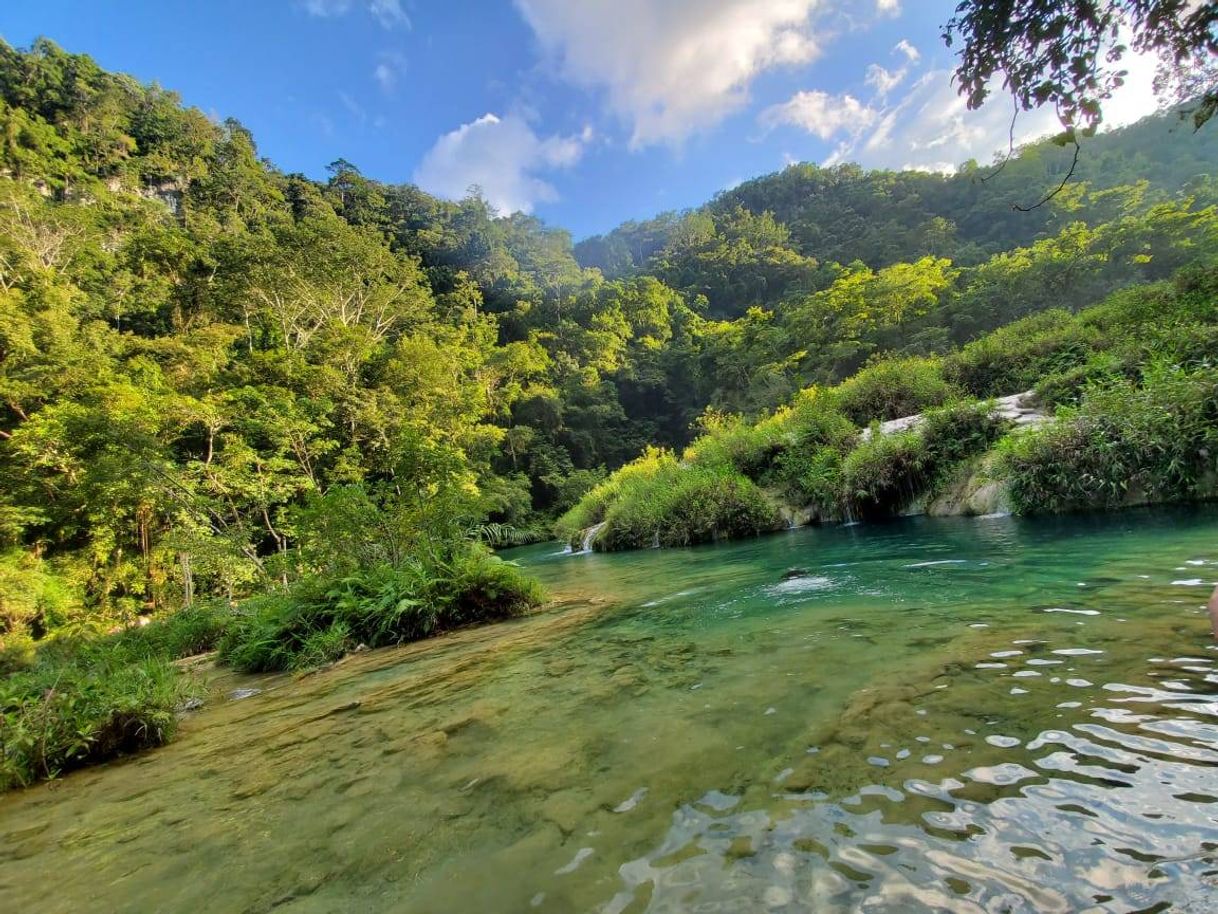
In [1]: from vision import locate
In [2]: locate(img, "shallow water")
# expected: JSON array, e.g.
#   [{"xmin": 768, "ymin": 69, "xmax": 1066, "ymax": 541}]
[{"xmin": 3, "ymin": 508, "xmax": 1218, "ymax": 912}]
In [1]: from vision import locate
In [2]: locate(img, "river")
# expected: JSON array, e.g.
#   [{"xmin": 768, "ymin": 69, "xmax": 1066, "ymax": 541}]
[{"xmin": 2, "ymin": 507, "xmax": 1217, "ymax": 912}]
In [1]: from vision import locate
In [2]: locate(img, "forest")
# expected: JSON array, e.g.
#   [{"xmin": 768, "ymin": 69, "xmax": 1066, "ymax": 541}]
[{"xmin": 1, "ymin": 37, "xmax": 1217, "ymax": 788}]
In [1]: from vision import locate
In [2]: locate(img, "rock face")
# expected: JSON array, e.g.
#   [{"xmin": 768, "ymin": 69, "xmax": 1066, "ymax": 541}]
[
  {"xmin": 139, "ymin": 178, "xmax": 184, "ymax": 214},
  {"xmin": 859, "ymin": 391, "xmax": 1047, "ymax": 443}
]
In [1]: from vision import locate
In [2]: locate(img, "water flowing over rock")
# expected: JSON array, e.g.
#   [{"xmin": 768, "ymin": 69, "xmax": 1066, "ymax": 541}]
[{"xmin": 578, "ymin": 522, "xmax": 606, "ymax": 553}]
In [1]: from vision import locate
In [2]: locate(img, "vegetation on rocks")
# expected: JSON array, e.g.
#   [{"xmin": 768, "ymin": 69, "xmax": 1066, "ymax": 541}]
[{"xmin": 564, "ymin": 264, "xmax": 1218, "ymax": 546}]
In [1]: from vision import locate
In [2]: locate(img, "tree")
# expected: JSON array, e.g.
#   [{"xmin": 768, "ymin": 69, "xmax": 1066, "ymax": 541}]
[{"xmin": 945, "ymin": 1, "xmax": 1218, "ymax": 134}]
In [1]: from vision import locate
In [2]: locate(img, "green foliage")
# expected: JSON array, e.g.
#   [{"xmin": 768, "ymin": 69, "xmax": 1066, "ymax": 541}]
[
  {"xmin": 107, "ymin": 602, "xmax": 232, "ymax": 661},
  {"xmin": 2, "ymin": 37, "xmax": 1218, "ymax": 782},
  {"xmin": 219, "ymin": 545, "xmax": 544, "ymax": 672},
  {"xmin": 842, "ymin": 400, "xmax": 1011, "ymax": 518},
  {"xmin": 0, "ymin": 647, "xmax": 190, "ymax": 790},
  {"xmin": 0, "ymin": 549, "xmax": 83, "ymax": 640},
  {"xmin": 683, "ymin": 411, "xmax": 787, "ymax": 478},
  {"xmin": 841, "ymin": 429, "xmax": 931, "ymax": 519},
  {"xmin": 597, "ymin": 459, "xmax": 784, "ymax": 551},
  {"xmin": 834, "ymin": 357, "xmax": 960, "ymax": 424},
  {"xmin": 759, "ymin": 388, "xmax": 858, "ymax": 506},
  {"xmin": 1004, "ymin": 363, "xmax": 1218, "ymax": 512}
]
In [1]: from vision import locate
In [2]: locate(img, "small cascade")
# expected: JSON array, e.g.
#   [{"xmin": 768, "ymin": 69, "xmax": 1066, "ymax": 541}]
[{"xmin": 579, "ymin": 522, "xmax": 606, "ymax": 553}]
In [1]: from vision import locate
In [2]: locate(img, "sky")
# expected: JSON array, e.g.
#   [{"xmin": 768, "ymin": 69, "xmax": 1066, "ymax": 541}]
[{"xmin": 0, "ymin": 0, "xmax": 1164, "ymax": 238}]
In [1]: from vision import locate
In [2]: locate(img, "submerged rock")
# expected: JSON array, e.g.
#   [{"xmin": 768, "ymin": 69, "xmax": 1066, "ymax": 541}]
[{"xmin": 781, "ymin": 567, "xmax": 811, "ymax": 580}]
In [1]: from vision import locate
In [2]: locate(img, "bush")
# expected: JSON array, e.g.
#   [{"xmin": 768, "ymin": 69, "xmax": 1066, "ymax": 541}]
[
  {"xmin": 1033, "ymin": 353, "xmax": 1128, "ymax": 408},
  {"xmin": 554, "ymin": 447, "xmax": 672, "ymax": 545},
  {"xmin": 841, "ymin": 400, "xmax": 1010, "ymax": 518},
  {"xmin": 764, "ymin": 388, "xmax": 857, "ymax": 506},
  {"xmin": 1005, "ymin": 363, "xmax": 1218, "ymax": 512},
  {"xmin": 0, "ymin": 550, "xmax": 84, "ymax": 641},
  {"xmin": 944, "ymin": 309, "xmax": 1096, "ymax": 398},
  {"xmin": 108, "ymin": 602, "xmax": 233, "ymax": 662},
  {"xmin": 834, "ymin": 357, "xmax": 960, "ymax": 425},
  {"xmin": 218, "ymin": 545, "xmax": 545, "ymax": 672},
  {"xmin": 683, "ymin": 412, "xmax": 787, "ymax": 478},
  {"xmin": 919, "ymin": 400, "xmax": 1010, "ymax": 464},
  {"xmin": 841, "ymin": 429, "xmax": 931, "ymax": 518},
  {"xmin": 1, "ymin": 649, "xmax": 190, "ymax": 790},
  {"xmin": 598, "ymin": 461, "xmax": 784, "ymax": 550}
]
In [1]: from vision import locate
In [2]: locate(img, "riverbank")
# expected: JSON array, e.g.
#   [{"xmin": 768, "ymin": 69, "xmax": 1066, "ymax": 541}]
[
  {"xmin": 3, "ymin": 507, "xmax": 1216, "ymax": 912},
  {"xmin": 0, "ymin": 544, "xmax": 544, "ymax": 791},
  {"xmin": 558, "ymin": 267, "xmax": 1218, "ymax": 552}
]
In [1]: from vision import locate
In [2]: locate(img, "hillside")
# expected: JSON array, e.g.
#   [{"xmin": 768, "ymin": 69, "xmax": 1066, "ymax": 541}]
[
  {"xmin": 557, "ymin": 266, "xmax": 1218, "ymax": 552},
  {"xmin": 1, "ymin": 37, "xmax": 1218, "ymax": 783},
  {"xmin": 576, "ymin": 113, "xmax": 1218, "ymax": 300}
]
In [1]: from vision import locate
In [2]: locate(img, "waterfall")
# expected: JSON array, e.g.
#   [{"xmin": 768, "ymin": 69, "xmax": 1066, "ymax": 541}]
[{"xmin": 580, "ymin": 522, "xmax": 606, "ymax": 553}]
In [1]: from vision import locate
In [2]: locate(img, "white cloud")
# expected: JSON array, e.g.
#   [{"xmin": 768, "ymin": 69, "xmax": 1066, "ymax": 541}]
[
  {"xmin": 759, "ymin": 90, "xmax": 876, "ymax": 141},
  {"xmin": 304, "ymin": 0, "xmax": 352, "ymax": 15},
  {"xmin": 413, "ymin": 113, "xmax": 588, "ymax": 214},
  {"xmin": 369, "ymin": 0, "xmax": 409, "ymax": 29},
  {"xmin": 835, "ymin": 51, "xmax": 1162, "ymax": 173},
  {"xmin": 876, "ymin": 0, "xmax": 900, "ymax": 16},
  {"xmin": 303, "ymin": 0, "xmax": 408, "ymax": 28},
  {"xmin": 374, "ymin": 51, "xmax": 406, "ymax": 93},
  {"xmin": 513, "ymin": 0, "xmax": 824, "ymax": 147},
  {"xmin": 894, "ymin": 39, "xmax": 919, "ymax": 62},
  {"xmin": 865, "ymin": 63, "xmax": 905, "ymax": 98}
]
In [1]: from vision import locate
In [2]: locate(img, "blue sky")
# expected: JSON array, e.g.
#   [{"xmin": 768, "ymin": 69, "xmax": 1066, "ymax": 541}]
[{"xmin": 0, "ymin": 1, "xmax": 1160, "ymax": 238}]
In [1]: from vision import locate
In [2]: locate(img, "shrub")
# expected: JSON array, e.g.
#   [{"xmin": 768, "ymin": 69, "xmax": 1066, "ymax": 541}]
[
  {"xmin": 0, "ymin": 550, "xmax": 84, "ymax": 640},
  {"xmin": 218, "ymin": 545, "xmax": 545, "ymax": 672},
  {"xmin": 919, "ymin": 400, "xmax": 1011, "ymax": 464},
  {"xmin": 841, "ymin": 430, "xmax": 931, "ymax": 518},
  {"xmin": 1005, "ymin": 363, "xmax": 1218, "ymax": 512},
  {"xmin": 764, "ymin": 387, "xmax": 857, "ymax": 506},
  {"xmin": 840, "ymin": 400, "xmax": 1010, "ymax": 518},
  {"xmin": 598, "ymin": 462, "xmax": 784, "ymax": 550},
  {"xmin": 944, "ymin": 309, "xmax": 1096, "ymax": 398},
  {"xmin": 108, "ymin": 602, "xmax": 233, "ymax": 662},
  {"xmin": 1, "ymin": 650, "xmax": 190, "ymax": 790},
  {"xmin": 834, "ymin": 356, "xmax": 960, "ymax": 425},
  {"xmin": 554, "ymin": 447, "xmax": 672, "ymax": 545},
  {"xmin": 683, "ymin": 411, "xmax": 787, "ymax": 478},
  {"xmin": 1033, "ymin": 353, "xmax": 1127, "ymax": 408}
]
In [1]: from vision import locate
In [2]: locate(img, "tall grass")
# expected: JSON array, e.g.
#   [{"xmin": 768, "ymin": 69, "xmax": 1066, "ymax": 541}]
[
  {"xmin": 1004, "ymin": 363, "xmax": 1218, "ymax": 512},
  {"xmin": 0, "ymin": 646, "xmax": 192, "ymax": 790},
  {"xmin": 218, "ymin": 544, "xmax": 545, "ymax": 672}
]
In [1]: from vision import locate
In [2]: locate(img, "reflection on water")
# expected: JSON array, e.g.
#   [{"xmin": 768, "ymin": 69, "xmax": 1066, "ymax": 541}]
[{"xmin": 2, "ymin": 508, "xmax": 1218, "ymax": 912}]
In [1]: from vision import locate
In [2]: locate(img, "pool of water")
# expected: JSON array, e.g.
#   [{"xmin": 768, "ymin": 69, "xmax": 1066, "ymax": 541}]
[{"xmin": 2, "ymin": 507, "xmax": 1218, "ymax": 912}]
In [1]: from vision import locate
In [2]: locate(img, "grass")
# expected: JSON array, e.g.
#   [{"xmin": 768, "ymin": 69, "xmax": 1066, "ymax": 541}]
[
  {"xmin": 1004, "ymin": 362, "xmax": 1218, "ymax": 512},
  {"xmin": 0, "ymin": 645, "xmax": 193, "ymax": 791},
  {"xmin": 0, "ymin": 601, "xmax": 232, "ymax": 790},
  {"xmin": 218, "ymin": 544, "xmax": 545, "ymax": 672}
]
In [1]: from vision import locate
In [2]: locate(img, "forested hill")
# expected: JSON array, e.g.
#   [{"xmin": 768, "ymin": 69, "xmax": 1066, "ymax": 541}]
[
  {"xmin": 576, "ymin": 115, "xmax": 1218, "ymax": 313},
  {"xmin": 1, "ymin": 38, "xmax": 1217, "ymax": 631}
]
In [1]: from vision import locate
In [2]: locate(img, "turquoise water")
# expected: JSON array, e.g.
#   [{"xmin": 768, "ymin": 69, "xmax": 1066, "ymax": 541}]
[{"xmin": 2, "ymin": 507, "xmax": 1217, "ymax": 912}]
